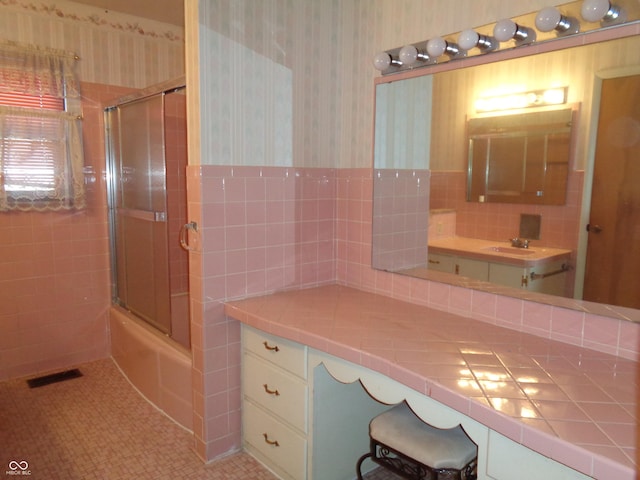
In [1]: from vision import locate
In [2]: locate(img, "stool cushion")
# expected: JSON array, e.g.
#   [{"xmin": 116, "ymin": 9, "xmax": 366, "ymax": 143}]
[{"xmin": 369, "ymin": 403, "xmax": 477, "ymax": 470}]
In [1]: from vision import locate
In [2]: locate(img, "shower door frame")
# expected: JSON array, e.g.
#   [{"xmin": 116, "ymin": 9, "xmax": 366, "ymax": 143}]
[{"xmin": 105, "ymin": 77, "xmax": 187, "ymax": 337}]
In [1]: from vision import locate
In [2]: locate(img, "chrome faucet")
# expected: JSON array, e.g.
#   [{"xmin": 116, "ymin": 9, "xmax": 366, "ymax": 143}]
[{"xmin": 510, "ymin": 237, "xmax": 530, "ymax": 249}]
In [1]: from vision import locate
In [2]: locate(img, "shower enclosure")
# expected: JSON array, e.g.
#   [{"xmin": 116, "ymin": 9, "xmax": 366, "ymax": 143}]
[{"xmin": 105, "ymin": 79, "xmax": 190, "ymax": 349}]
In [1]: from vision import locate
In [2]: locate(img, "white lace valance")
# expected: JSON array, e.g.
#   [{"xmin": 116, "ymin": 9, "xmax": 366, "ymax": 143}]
[
  {"xmin": 0, "ymin": 41, "xmax": 84, "ymax": 212},
  {"xmin": 0, "ymin": 41, "xmax": 80, "ymax": 99}
]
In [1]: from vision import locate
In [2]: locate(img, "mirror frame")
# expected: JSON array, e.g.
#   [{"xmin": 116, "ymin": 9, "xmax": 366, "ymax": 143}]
[{"xmin": 372, "ymin": 16, "xmax": 640, "ymax": 323}]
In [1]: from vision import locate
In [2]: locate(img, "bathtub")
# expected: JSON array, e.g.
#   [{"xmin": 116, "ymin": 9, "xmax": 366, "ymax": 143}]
[{"xmin": 109, "ymin": 305, "xmax": 193, "ymax": 431}]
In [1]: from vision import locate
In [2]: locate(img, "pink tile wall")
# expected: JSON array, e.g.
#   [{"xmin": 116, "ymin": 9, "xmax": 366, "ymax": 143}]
[
  {"xmin": 372, "ymin": 169, "xmax": 430, "ymax": 271},
  {"xmin": 187, "ymin": 164, "xmax": 635, "ymax": 463},
  {"xmin": 0, "ymin": 82, "xmax": 133, "ymax": 381},
  {"xmin": 188, "ymin": 165, "xmax": 337, "ymax": 460},
  {"xmin": 428, "ymin": 210, "xmax": 456, "ymax": 240},
  {"xmin": 335, "ymin": 168, "xmax": 373, "ymax": 289},
  {"xmin": 430, "ymin": 170, "xmax": 584, "ymax": 251}
]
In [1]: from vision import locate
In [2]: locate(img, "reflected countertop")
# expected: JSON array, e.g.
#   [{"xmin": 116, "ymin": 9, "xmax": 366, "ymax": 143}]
[
  {"xmin": 225, "ymin": 285, "xmax": 637, "ymax": 479},
  {"xmin": 429, "ymin": 236, "xmax": 572, "ymax": 267}
]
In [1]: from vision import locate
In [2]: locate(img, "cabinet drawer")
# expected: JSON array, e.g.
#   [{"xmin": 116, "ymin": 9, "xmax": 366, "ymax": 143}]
[
  {"xmin": 243, "ymin": 326, "xmax": 306, "ymax": 378},
  {"xmin": 489, "ymin": 262, "xmax": 526, "ymax": 289},
  {"xmin": 427, "ymin": 252, "xmax": 455, "ymax": 273},
  {"xmin": 456, "ymin": 257, "xmax": 489, "ymax": 281},
  {"xmin": 244, "ymin": 400, "xmax": 307, "ymax": 480},
  {"xmin": 244, "ymin": 353, "xmax": 307, "ymax": 432}
]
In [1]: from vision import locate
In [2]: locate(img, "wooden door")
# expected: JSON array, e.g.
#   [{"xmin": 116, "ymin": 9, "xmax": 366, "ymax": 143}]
[{"xmin": 583, "ymin": 74, "xmax": 640, "ymax": 309}]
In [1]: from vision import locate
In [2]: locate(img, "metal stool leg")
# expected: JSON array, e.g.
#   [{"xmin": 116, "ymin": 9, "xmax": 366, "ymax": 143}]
[{"xmin": 356, "ymin": 452, "xmax": 373, "ymax": 480}]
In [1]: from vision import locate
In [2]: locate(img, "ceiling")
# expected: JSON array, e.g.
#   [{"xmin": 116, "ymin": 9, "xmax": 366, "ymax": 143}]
[{"xmin": 69, "ymin": 0, "xmax": 184, "ymax": 27}]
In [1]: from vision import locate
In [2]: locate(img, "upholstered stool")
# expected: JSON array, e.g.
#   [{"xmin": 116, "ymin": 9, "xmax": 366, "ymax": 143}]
[{"xmin": 356, "ymin": 402, "xmax": 477, "ymax": 480}]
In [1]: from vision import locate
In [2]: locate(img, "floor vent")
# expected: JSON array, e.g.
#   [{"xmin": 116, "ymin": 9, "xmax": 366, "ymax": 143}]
[{"xmin": 27, "ymin": 369, "xmax": 83, "ymax": 388}]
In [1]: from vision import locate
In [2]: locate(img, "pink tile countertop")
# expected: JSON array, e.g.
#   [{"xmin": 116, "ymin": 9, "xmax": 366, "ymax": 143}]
[{"xmin": 225, "ymin": 284, "xmax": 638, "ymax": 479}]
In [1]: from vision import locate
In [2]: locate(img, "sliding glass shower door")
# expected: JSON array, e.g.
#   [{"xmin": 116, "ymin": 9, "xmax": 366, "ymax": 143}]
[{"xmin": 107, "ymin": 94, "xmax": 172, "ymax": 335}]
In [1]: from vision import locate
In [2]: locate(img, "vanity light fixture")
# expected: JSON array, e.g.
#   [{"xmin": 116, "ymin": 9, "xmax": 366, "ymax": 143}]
[
  {"xmin": 493, "ymin": 19, "xmax": 536, "ymax": 44},
  {"xmin": 398, "ymin": 45, "xmax": 431, "ymax": 66},
  {"xmin": 372, "ymin": 0, "xmax": 640, "ymax": 76},
  {"xmin": 581, "ymin": 0, "xmax": 626, "ymax": 24},
  {"xmin": 372, "ymin": 51, "xmax": 402, "ymax": 71},
  {"xmin": 457, "ymin": 29, "xmax": 499, "ymax": 52},
  {"xmin": 535, "ymin": 6, "xmax": 580, "ymax": 35},
  {"xmin": 475, "ymin": 87, "xmax": 568, "ymax": 112},
  {"xmin": 426, "ymin": 36, "xmax": 464, "ymax": 58}
]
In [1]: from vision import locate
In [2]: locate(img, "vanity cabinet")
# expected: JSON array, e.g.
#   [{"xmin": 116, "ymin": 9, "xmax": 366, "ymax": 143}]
[
  {"xmin": 427, "ymin": 252, "xmax": 456, "ymax": 273},
  {"xmin": 240, "ymin": 325, "xmax": 590, "ymax": 480},
  {"xmin": 427, "ymin": 251, "xmax": 567, "ymax": 295},
  {"xmin": 242, "ymin": 327, "xmax": 308, "ymax": 480},
  {"xmin": 428, "ymin": 252, "xmax": 489, "ymax": 280},
  {"xmin": 489, "ymin": 260, "xmax": 568, "ymax": 295},
  {"xmin": 458, "ymin": 257, "xmax": 490, "ymax": 281}
]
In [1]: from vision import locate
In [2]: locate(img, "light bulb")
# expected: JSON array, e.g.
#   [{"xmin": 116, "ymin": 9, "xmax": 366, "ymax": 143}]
[
  {"xmin": 398, "ymin": 45, "xmax": 430, "ymax": 66},
  {"xmin": 542, "ymin": 88, "xmax": 567, "ymax": 105},
  {"xmin": 581, "ymin": 0, "xmax": 625, "ymax": 23},
  {"xmin": 426, "ymin": 37, "xmax": 462, "ymax": 58},
  {"xmin": 372, "ymin": 52, "xmax": 392, "ymax": 71},
  {"xmin": 493, "ymin": 19, "xmax": 517, "ymax": 42},
  {"xmin": 426, "ymin": 37, "xmax": 447, "ymax": 57},
  {"xmin": 493, "ymin": 18, "xmax": 535, "ymax": 44},
  {"xmin": 399, "ymin": 45, "xmax": 418, "ymax": 65},
  {"xmin": 581, "ymin": 0, "xmax": 611, "ymax": 21},
  {"xmin": 458, "ymin": 30, "xmax": 480, "ymax": 50},
  {"xmin": 535, "ymin": 7, "xmax": 562, "ymax": 31},
  {"xmin": 458, "ymin": 29, "xmax": 498, "ymax": 52},
  {"xmin": 536, "ymin": 6, "xmax": 580, "ymax": 34}
]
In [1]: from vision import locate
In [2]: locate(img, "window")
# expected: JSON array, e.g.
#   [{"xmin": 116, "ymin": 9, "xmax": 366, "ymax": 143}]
[{"xmin": 0, "ymin": 42, "xmax": 85, "ymax": 211}]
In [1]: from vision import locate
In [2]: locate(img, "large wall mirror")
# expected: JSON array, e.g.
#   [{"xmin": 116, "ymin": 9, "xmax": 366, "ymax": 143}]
[{"xmin": 372, "ymin": 26, "xmax": 640, "ymax": 322}]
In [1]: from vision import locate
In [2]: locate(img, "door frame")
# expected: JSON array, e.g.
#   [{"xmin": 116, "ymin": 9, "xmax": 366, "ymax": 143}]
[{"xmin": 574, "ymin": 65, "xmax": 640, "ymax": 299}]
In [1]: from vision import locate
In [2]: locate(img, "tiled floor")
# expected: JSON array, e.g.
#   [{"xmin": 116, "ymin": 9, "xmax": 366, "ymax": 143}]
[{"xmin": 0, "ymin": 358, "xmax": 397, "ymax": 479}]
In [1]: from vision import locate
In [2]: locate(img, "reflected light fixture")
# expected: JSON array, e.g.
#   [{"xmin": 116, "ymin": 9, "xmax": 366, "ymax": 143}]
[
  {"xmin": 372, "ymin": 51, "xmax": 401, "ymax": 71},
  {"xmin": 475, "ymin": 87, "xmax": 568, "ymax": 112},
  {"xmin": 398, "ymin": 45, "xmax": 431, "ymax": 66},
  {"xmin": 535, "ymin": 6, "xmax": 580, "ymax": 35},
  {"xmin": 426, "ymin": 36, "xmax": 463, "ymax": 58},
  {"xmin": 581, "ymin": 0, "xmax": 626, "ymax": 24},
  {"xmin": 458, "ymin": 29, "xmax": 498, "ymax": 52},
  {"xmin": 493, "ymin": 18, "xmax": 536, "ymax": 44}
]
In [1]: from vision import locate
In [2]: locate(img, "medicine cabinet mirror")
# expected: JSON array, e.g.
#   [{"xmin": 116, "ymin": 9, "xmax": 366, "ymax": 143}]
[{"xmin": 467, "ymin": 107, "xmax": 574, "ymax": 205}]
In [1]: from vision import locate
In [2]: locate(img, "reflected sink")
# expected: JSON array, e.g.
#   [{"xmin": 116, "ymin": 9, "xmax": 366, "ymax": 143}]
[{"xmin": 483, "ymin": 246, "xmax": 535, "ymax": 256}]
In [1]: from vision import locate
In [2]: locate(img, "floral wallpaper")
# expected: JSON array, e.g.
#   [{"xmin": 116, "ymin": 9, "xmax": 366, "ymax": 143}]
[{"xmin": 0, "ymin": 0, "xmax": 184, "ymax": 88}]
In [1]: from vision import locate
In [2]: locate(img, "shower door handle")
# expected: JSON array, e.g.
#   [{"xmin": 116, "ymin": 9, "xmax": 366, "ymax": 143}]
[{"xmin": 180, "ymin": 221, "xmax": 199, "ymax": 251}]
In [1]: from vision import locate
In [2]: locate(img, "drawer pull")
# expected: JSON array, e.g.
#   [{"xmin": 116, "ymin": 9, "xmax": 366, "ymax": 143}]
[
  {"xmin": 262, "ymin": 433, "xmax": 280, "ymax": 447},
  {"xmin": 263, "ymin": 384, "xmax": 280, "ymax": 396},
  {"xmin": 263, "ymin": 341, "xmax": 280, "ymax": 352}
]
